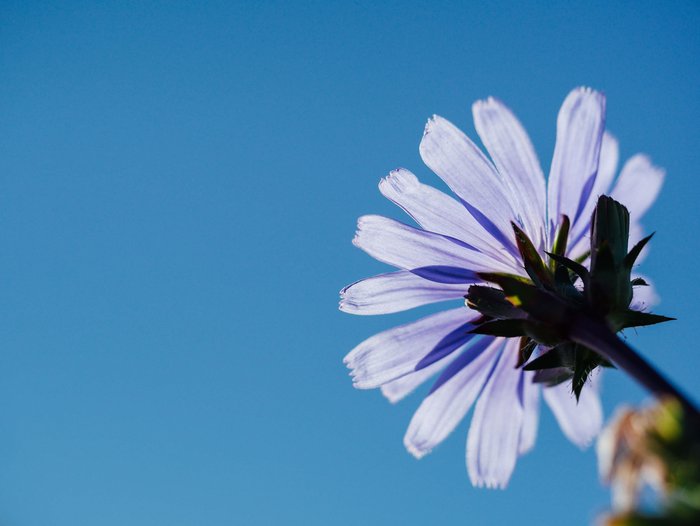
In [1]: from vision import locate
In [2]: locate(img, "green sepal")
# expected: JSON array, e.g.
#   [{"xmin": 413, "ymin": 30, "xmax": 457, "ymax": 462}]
[
  {"xmin": 469, "ymin": 319, "xmax": 527, "ymax": 337},
  {"xmin": 546, "ymin": 252, "xmax": 590, "ymax": 285},
  {"xmin": 575, "ymin": 250, "xmax": 591, "ymax": 264},
  {"xmin": 521, "ymin": 320, "xmax": 569, "ymax": 347},
  {"xmin": 589, "ymin": 196, "xmax": 635, "ymax": 314},
  {"xmin": 532, "ymin": 367, "xmax": 573, "ymax": 387},
  {"xmin": 516, "ymin": 337, "xmax": 537, "ymax": 368},
  {"xmin": 477, "ymin": 273, "xmax": 576, "ymax": 346},
  {"xmin": 609, "ymin": 310, "xmax": 676, "ymax": 331},
  {"xmin": 523, "ymin": 345, "xmax": 576, "ymax": 371},
  {"xmin": 465, "ymin": 286, "xmax": 525, "ymax": 320},
  {"xmin": 552, "ymin": 262, "xmax": 587, "ymax": 306},
  {"xmin": 550, "ymin": 215, "xmax": 570, "ymax": 263},
  {"xmin": 476, "ymin": 273, "xmax": 538, "ymax": 304},
  {"xmin": 572, "ymin": 346, "xmax": 599, "ymax": 401},
  {"xmin": 591, "ymin": 195, "xmax": 631, "ymax": 268},
  {"xmin": 511, "ymin": 222, "xmax": 552, "ymax": 288},
  {"xmin": 624, "ymin": 233, "xmax": 655, "ymax": 270}
]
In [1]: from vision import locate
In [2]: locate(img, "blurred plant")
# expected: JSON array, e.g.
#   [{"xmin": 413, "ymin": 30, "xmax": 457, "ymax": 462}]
[{"xmin": 597, "ymin": 398, "xmax": 700, "ymax": 525}]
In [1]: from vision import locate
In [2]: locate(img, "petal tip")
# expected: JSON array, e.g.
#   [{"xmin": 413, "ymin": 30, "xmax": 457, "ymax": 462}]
[
  {"xmin": 404, "ymin": 438, "xmax": 429, "ymax": 460},
  {"xmin": 564, "ymin": 86, "xmax": 607, "ymax": 110},
  {"xmin": 379, "ymin": 167, "xmax": 418, "ymax": 195},
  {"xmin": 380, "ymin": 386, "xmax": 402, "ymax": 404},
  {"xmin": 469, "ymin": 472, "xmax": 509, "ymax": 490},
  {"xmin": 472, "ymin": 95, "xmax": 500, "ymax": 111}
]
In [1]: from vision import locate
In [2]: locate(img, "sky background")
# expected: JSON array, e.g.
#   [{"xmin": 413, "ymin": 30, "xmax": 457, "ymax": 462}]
[{"xmin": 1, "ymin": 1, "xmax": 699, "ymax": 525}]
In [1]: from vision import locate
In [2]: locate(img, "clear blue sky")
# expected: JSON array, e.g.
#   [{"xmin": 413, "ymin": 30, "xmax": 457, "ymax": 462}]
[{"xmin": 1, "ymin": 1, "xmax": 698, "ymax": 524}]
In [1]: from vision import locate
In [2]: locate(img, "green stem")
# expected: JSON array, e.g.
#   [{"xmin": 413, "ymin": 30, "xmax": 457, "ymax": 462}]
[{"xmin": 569, "ymin": 314, "xmax": 700, "ymax": 420}]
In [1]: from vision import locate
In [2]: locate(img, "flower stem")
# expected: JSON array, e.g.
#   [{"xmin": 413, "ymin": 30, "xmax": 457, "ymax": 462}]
[{"xmin": 569, "ymin": 314, "xmax": 700, "ymax": 421}]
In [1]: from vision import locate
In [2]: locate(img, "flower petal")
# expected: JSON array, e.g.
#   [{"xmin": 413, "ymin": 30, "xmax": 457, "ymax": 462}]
[
  {"xmin": 598, "ymin": 132, "xmax": 620, "ymax": 195},
  {"xmin": 403, "ymin": 337, "xmax": 501, "ymax": 459},
  {"xmin": 419, "ymin": 115, "xmax": 520, "ymax": 255},
  {"xmin": 472, "ymin": 97, "xmax": 546, "ymax": 249},
  {"xmin": 381, "ymin": 351, "xmax": 459, "ymax": 404},
  {"xmin": 344, "ymin": 307, "xmax": 477, "ymax": 389},
  {"xmin": 610, "ymin": 154, "xmax": 665, "ymax": 223},
  {"xmin": 518, "ymin": 371, "xmax": 540, "ymax": 455},
  {"xmin": 543, "ymin": 373, "xmax": 603, "ymax": 448},
  {"xmin": 379, "ymin": 168, "xmax": 517, "ymax": 267},
  {"xmin": 339, "ymin": 270, "xmax": 466, "ymax": 315},
  {"xmin": 466, "ymin": 339, "xmax": 524, "ymax": 488},
  {"xmin": 547, "ymin": 87, "xmax": 606, "ymax": 237},
  {"xmin": 567, "ymin": 131, "xmax": 620, "ymax": 250},
  {"xmin": 352, "ymin": 215, "xmax": 518, "ymax": 279}
]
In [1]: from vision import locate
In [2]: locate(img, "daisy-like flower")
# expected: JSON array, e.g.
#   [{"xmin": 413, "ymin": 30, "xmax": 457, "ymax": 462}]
[{"xmin": 340, "ymin": 87, "xmax": 665, "ymax": 488}]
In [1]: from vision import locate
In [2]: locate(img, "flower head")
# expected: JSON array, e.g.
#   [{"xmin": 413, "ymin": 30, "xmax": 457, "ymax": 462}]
[{"xmin": 341, "ymin": 87, "xmax": 665, "ymax": 487}]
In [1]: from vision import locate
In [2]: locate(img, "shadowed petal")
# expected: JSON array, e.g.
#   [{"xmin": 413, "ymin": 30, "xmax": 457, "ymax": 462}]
[
  {"xmin": 339, "ymin": 270, "xmax": 466, "ymax": 315},
  {"xmin": 543, "ymin": 373, "xmax": 603, "ymax": 448},
  {"xmin": 472, "ymin": 97, "xmax": 546, "ymax": 249},
  {"xmin": 419, "ymin": 115, "xmax": 520, "ymax": 255},
  {"xmin": 381, "ymin": 350, "xmax": 460, "ymax": 404},
  {"xmin": 344, "ymin": 308, "xmax": 477, "ymax": 389},
  {"xmin": 403, "ymin": 337, "xmax": 501, "ymax": 459},
  {"xmin": 518, "ymin": 371, "xmax": 540, "ymax": 455},
  {"xmin": 353, "ymin": 215, "xmax": 519, "ymax": 279},
  {"xmin": 547, "ymin": 87, "xmax": 606, "ymax": 237},
  {"xmin": 379, "ymin": 168, "xmax": 517, "ymax": 267},
  {"xmin": 466, "ymin": 339, "xmax": 524, "ymax": 488},
  {"xmin": 610, "ymin": 154, "xmax": 665, "ymax": 223}
]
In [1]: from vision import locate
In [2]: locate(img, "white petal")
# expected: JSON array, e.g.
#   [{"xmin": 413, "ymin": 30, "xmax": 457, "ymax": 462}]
[
  {"xmin": 403, "ymin": 337, "xmax": 502, "ymax": 459},
  {"xmin": 379, "ymin": 168, "xmax": 517, "ymax": 267},
  {"xmin": 353, "ymin": 215, "xmax": 519, "ymax": 279},
  {"xmin": 339, "ymin": 271, "xmax": 466, "ymax": 315},
  {"xmin": 518, "ymin": 371, "xmax": 540, "ymax": 455},
  {"xmin": 419, "ymin": 115, "xmax": 520, "ymax": 255},
  {"xmin": 466, "ymin": 339, "xmax": 525, "ymax": 488},
  {"xmin": 547, "ymin": 87, "xmax": 607, "ymax": 237},
  {"xmin": 472, "ymin": 97, "xmax": 546, "ymax": 249},
  {"xmin": 344, "ymin": 307, "xmax": 477, "ymax": 389},
  {"xmin": 610, "ymin": 154, "xmax": 665, "ymax": 223},
  {"xmin": 543, "ymin": 372, "xmax": 603, "ymax": 448}
]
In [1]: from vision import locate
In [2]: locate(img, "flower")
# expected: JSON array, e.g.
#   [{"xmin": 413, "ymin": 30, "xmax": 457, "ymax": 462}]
[{"xmin": 340, "ymin": 87, "xmax": 665, "ymax": 488}]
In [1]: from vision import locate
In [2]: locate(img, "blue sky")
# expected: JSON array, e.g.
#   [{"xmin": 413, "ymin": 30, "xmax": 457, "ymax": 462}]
[{"xmin": 1, "ymin": 1, "xmax": 698, "ymax": 524}]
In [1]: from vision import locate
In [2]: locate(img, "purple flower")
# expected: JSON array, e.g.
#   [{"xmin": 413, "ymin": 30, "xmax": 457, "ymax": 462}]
[{"xmin": 340, "ymin": 87, "xmax": 665, "ymax": 488}]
